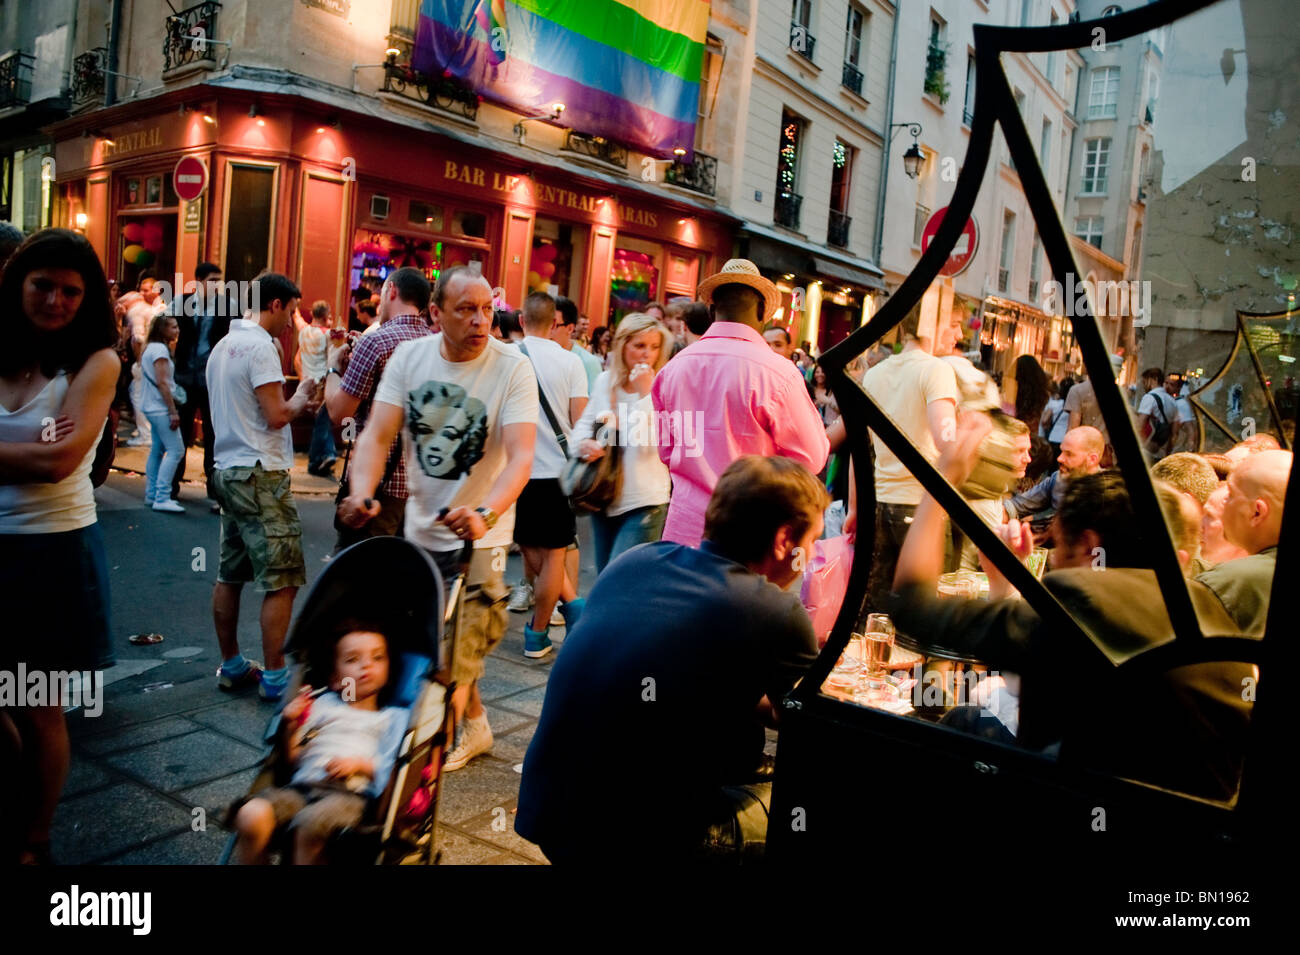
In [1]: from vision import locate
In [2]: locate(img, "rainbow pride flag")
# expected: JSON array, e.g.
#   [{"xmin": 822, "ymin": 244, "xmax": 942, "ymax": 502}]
[{"xmin": 413, "ymin": 0, "xmax": 708, "ymax": 158}]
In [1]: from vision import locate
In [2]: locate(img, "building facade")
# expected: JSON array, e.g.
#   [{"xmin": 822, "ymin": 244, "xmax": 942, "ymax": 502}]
[
  {"xmin": 876, "ymin": 0, "xmax": 1084, "ymax": 390},
  {"xmin": 49, "ymin": 0, "xmax": 738, "ymax": 328}
]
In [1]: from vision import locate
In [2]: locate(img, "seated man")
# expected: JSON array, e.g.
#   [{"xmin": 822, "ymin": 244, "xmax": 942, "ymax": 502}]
[
  {"xmin": 1195, "ymin": 449, "xmax": 1290, "ymax": 636},
  {"xmin": 516, "ymin": 456, "xmax": 827, "ymax": 864},
  {"xmin": 886, "ymin": 415, "xmax": 1258, "ymax": 803},
  {"xmin": 1003, "ymin": 426, "xmax": 1103, "ymax": 531}
]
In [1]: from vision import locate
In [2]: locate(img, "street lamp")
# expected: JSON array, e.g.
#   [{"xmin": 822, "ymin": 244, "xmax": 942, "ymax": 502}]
[
  {"xmin": 513, "ymin": 103, "xmax": 566, "ymax": 145},
  {"xmin": 889, "ymin": 122, "xmax": 925, "ymax": 179}
]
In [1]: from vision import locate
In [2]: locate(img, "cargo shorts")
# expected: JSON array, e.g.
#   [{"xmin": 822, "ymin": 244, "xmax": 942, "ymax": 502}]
[
  {"xmin": 255, "ymin": 784, "xmax": 368, "ymax": 842},
  {"xmin": 213, "ymin": 464, "xmax": 307, "ymax": 592},
  {"xmin": 431, "ymin": 546, "xmax": 509, "ymax": 688}
]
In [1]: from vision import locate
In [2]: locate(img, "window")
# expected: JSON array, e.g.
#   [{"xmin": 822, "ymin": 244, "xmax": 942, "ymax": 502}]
[
  {"xmin": 225, "ymin": 164, "xmax": 276, "ymax": 283},
  {"xmin": 1047, "ymin": 12, "xmax": 1059, "ymax": 85},
  {"xmin": 1029, "ymin": 230, "xmax": 1042, "ymax": 302},
  {"xmin": 697, "ymin": 33, "xmax": 723, "ymax": 149},
  {"xmin": 1040, "ymin": 118, "xmax": 1052, "ymax": 165},
  {"xmin": 845, "ymin": 5, "xmax": 865, "ymax": 66},
  {"xmin": 913, "ymin": 202, "xmax": 930, "ymax": 248},
  {"xmin": 1082, "ymin": 137, "xmax": 1111, "ymax": 194},
  {"xmin": 828, "ymin": 141, "xmax": 854, "ymax": 248},
  {"xmin": 925, "ymin": 14, "xmax": 948, "ymax": 102},
  {"xmin": 1088, "ymin": 67, "xmax": 1119, "ymax": 119},
  {"xmin": 1075, "ymin": 216, "xmax": 1104, "ymax": 249},
  {"xmin": 1144, "ymin": 68, "xmax": 1160, "ymax": 125},
  {"xmin": 775, "ymin": 109, "xmax": 805, "ymax": 229},
  {"xmin": 1021, "ymin": 0, "xmax": 1035, "ymax": 27},
  {"xmin": 791, "ymin": 0, "xmax": 815, "ymax": 60},
  {"xmin": 962, "ymin": 52, "xmax": 976, "ymax": 125},
  {"xmin": 999, "ymin": 210, "xmax": 1016, "ymax": 293}
]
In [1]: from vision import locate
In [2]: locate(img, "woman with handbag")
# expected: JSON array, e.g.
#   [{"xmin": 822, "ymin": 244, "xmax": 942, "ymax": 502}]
[
  {"xmin": 571, "ymin": 312, "xmax": 673, "ymax": 573},
  {"xmin": 139, "ymin": 313, "xmax": 187, "ymax": 512}
]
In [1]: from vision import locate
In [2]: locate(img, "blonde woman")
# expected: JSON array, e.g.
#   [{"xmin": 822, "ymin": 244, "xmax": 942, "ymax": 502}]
[{"xmin": 573, "ymin": 312, "xmax": 673, "ymax": 572}]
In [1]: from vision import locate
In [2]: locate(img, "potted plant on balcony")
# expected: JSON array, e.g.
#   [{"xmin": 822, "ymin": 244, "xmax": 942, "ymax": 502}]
[{"xmin": 925, "ymin": 37, "xmax": 950, "ymax": 104}]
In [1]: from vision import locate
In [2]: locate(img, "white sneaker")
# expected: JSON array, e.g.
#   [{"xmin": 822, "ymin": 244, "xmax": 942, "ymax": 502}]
[
  {"xmin": 507, "ymin": 581, "xmax": 534, "ymax": 613},
  {"xmin": 152, "ymin": 499, "xmax": 185, "ymax": 513},
  {"xmin": 125, "ymin": 436, "xmax": 151, "ymax": 447},
  {"xmin": 550, "ymin": 607, "xmax": 565, "ymax": 628},
  {"xmin": 443, "ymin": 714, "xmax": 493, "ymax": 772}
]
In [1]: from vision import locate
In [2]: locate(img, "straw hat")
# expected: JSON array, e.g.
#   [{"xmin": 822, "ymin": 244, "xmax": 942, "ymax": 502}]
[{"xmin": 697, "ymin": 258, "xmax": 781, "ymax": 321}]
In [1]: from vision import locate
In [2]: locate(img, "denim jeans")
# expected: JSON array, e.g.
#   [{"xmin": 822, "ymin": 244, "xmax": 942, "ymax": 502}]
[
  {"xmin": 308, "ymin": 405, "xmax": 337, "ymax": 470},
  {"xmin": 144, "ymin": 410, "xmax": 184, "ymax": 503},
  {"xmin": 591, "ymin": 503, "xmax": 667, "ymax": 574}
]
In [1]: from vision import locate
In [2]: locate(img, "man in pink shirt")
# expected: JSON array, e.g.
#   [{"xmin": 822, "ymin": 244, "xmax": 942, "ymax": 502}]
[{"xmin": 652, "ymin": 259, "xmax": 830, "ymax": 547}]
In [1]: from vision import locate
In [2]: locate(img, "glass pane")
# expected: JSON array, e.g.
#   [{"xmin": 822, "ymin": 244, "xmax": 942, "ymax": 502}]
[{"xmin": 225, "ymin": 165, "xmax": 274, "ymax": 283}]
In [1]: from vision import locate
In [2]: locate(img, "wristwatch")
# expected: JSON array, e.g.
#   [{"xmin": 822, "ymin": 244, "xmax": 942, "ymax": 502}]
[
  {"xmin": 328, "ymin": 367, "xmax": 343, "ymax": 379},
  {"xmin": 475, "ymin": 506, "xmax": 498, "ymax": 529}
]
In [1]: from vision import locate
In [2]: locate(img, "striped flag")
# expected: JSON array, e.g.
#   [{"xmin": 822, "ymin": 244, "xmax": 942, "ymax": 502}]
[{"xmin": 414, "ymin": 0, "xmax": 708, "ymax": 158}]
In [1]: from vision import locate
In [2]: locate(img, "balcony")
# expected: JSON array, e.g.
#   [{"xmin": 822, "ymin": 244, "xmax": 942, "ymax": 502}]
[
  {"xmin": 72, "ymin": 48, "xmax": 107, "ymax": 106},
  {"xmin": 381, "ymin": 60, "xmax": 479, "ymax": 121},
  {"xmin": 842, "ymin": 62, "xmax": 863, "ymax": 97},
  {"xmin": 164, "ymin": 2, "xmax": 222, "ymax": 73},
  {"xmin": 664, "ymin": 150, "xmax": 717, "ymax": 197},
  {"xmin": 561, "ymin": 131, "xmax": 628, "ymax": 169},
  {"xmin": 790, "ymin": 22, "xmax": 816, "ymax": 62},
  {"xmin": 998, "ymin": 267, "xmax": 1010, "ymax": 293},
  {"xmin": 828, "ymin": 210, "xmax": 851, "ymax": 249},
  {"xmin": 774, "ymin": 191, "xmax": 803, "ymax": 231},
  {"xmin": 0, "ymin": 50, "xmax": 34, "ymax": 109}
]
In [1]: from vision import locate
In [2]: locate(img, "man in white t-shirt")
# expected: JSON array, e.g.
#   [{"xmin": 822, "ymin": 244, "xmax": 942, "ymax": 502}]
[
  {"xmin": 1166, "ymin": 372, "xmax": 1197, "ymax": 454},
  {"xmin": 854, "ymin": 306, "xmax": 960, "ymax": 609},
  {"xmin": 206, "ymin": 272, "xmax": 322, "ymax": 702},
  {"xmin": 1137, "ymin": 366, "xmax": 1177, "ymax": 460},
  {"xmin": 516, "ymin": 292, "xmax": 588, "ymax": 660},
  {"xmin": 339, "ymin": 265, "xmax": 538, "ymax": 772}
]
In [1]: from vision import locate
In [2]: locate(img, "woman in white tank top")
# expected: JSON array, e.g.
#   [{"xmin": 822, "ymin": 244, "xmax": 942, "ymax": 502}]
[{"xmin": 0, "ymin": 228, "xmax": 120, "ymax": 865}]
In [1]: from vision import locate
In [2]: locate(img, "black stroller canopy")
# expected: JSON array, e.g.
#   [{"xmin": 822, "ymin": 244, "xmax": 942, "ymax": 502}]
[{"xmin": 285, "ymin": 536, "xmax": 446, "ymax": 682}]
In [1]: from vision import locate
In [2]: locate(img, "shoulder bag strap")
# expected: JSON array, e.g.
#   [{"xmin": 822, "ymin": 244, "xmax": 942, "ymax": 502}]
[{"xmin": 518, "ymin": 342, "xmax": 569, "ymax": 457}]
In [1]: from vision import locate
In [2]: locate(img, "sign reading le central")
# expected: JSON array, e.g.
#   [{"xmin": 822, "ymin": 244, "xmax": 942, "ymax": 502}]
[{"xmin": 441, "ymin": 160, "xmax": 659, "ymax": 229}]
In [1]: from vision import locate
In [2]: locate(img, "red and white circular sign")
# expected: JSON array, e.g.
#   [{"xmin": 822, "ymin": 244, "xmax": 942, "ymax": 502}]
[
  {"xmin": 920, "ymin": 206, "xmax": 979, "ymax": 277},
  {"xmin": 172, "ymin": 156, "xmax": 208, "ymax": 202}
]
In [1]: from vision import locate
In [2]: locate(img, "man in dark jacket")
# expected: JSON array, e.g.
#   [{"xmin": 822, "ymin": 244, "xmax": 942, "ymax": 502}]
[
  {"xmin": 516, "ymin": 456, "xmax": 828, "ymax": 863},
  {"xmin": 172, "ymin": 262, "xmax": 237, "ymax": 502}
]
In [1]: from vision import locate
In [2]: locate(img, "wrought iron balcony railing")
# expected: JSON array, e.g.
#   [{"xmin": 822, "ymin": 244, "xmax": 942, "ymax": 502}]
[
  {"xmin": 381, "ymin": 60, "xmax": 480, "ymax": 121},
  {"xmin": 775, "ymin": 191, "xmax": 803, "ymax": 231},
  {"xmin": 164, "ymin": 2, "xmax": 222, "ymax": 72},
  {"xmin": 790, "ymin": 23, "xmax": 816, "ymax": 62},
  {"xmin": 562, "ymin": 131, "xmax": 628, "ymax": 168},
  {"xmin": 0, "ymin": 50, "xmax": 34, "ymax": 109},
  {"xmin": 72, "ymin": 48, "xmax": 107, "ymax": 105},
  {"xmin": 842, "ymin": 62, "xmax": 863, "ymax": 96},
  {"xmin": 664, "ymin": 150, "xmax": 717, "ymax": 196},
  {"xmin": 828, "ymin": 210, "xmax": 852, "ymax": 249}
]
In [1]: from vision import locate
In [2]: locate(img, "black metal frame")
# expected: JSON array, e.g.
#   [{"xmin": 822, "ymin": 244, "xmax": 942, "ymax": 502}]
[
  {"xmin": 770, "ymin": 0, "xmax": 1286, "ymax": 857},
  {"xmin": 665, "ymin": 150, "xmax": 718, "ymax": 197},
  {"xmin": 164, "ymin": 1, "xmax": 222, "ymax": 73},
  {"xmin": 0, "ymin": 50, "xmax": 34, "ymax": 109},
  {"xmin": 381, "ymin": 59, "xmax": 480, "ymax": 121},
  {"xmin": 561, "ymin": 131, "xmax": 628, "ymax": 169},
  {"xmin": 71, "ymin": 48, "xmax": 107, "ymax": 105}
]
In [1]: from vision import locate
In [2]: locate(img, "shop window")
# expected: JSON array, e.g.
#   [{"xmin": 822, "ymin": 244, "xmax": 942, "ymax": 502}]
[
  {"xmin": 409, "ymin": 200, "xmax": 444, "ymax": 230},
  {"xmin": 350, "ymin": 230, "xmax": 485, "ymax": 299},
  {"xmin": 225, "ymin": 164, "xmax": 275, "ymax": 283},
  {"xmin": 609, "ymin": 246, "xmax": 659, "ymax": 325},
  {"xmin": 453, "ymin": 209, "xmax": 487, "ymax": 239},
  {"xmin": 118, "ymin": 214, "xmax": 176, "ymax": 291},
  {"xmin": 527, "ymin": 218, "xmax": 581, "ymax": 300}
]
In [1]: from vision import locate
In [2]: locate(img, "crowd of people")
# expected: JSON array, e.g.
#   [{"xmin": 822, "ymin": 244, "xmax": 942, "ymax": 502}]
[{"xmin": 0, "ymin": 222, "xmax": 1288, "ymax": 865}]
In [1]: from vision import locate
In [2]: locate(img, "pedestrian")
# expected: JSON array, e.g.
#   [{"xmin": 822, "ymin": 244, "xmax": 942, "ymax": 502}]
[
  {"xmin": 171, "ymin": 262, "xmax": 234, "ymax": 506},
  {"xmin": 1040, "ymin": 377, "xmax": 1073, "ymax": 463},
  {"xmin": 850, "ymin": 302, "xmax": 959, "ymax": 609},
  {"xmin": 1010, "ymin": 354, "xmax": 1051, "ymax": 432},
  {"xmin": 763, "ymin": 323, "xmax": 794, "ymax": 361},
  {"xmin": 337, "ymin": 264, "xmax": 537, "ymax": 772},
  {"xmin": 324, "ymin": 267, "xmax": 435, "ymax": 551},
  {"xmin": 553, "ymin": 296, "xmax": 601, "ymax": 392},
  {"xmin": 516, "ymin": 455, "xmax": 827, "ymax": 864},
  {"xmin": 590, "ymin": 325, "xmax": 612, "ymax": 367},
  {"xmin": 661, "ymin": 296, "xmax": 692, "ymax": 358},
  {"xmin": 139, "ymin": 313, "xmax": 186, "ymax": 512},
  {"xmin": 651, "ymin": 259, "xmax": 829, "ymax": 548},
  {"xmin": 299, "ymin": 300, "xmax": 338, "ymax": 478},
  {"xmin": 573, "ymin": 311, "xmax": 673, "ymax": 573},
  {"xmin": 809, "ymin": 363, "xmax": 839, "ymax": 426},
  {"xmin": 1137, "ymin": 367, "xmax": 1177, "ymax": 461},
  {"xmin": 0, "ymin": 220, "xmax": 23, "ymax": 268},
  {"xmin": 0, "ymin": 228, "xmax": 119, "ymax": 864},
  {"xmin": 681, "ymin": 301, "xmax": 712, "ymax": 346},
  {"xmin": 207, "ymin": 272, "xmax": 322, "ymax": 703},
  {"xmin": 514, "ymin": 291, "xmax": 588, "ymax": 658},
  {"xmin": 124, "ymin": 270, "xmax": 164, "ymax": 447}
]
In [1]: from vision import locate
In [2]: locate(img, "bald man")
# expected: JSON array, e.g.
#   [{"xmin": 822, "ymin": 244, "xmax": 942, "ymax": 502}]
[
  {"xmin": 1195, "ymin": 449, "xmax": 1292, "ymax": 635},
  {"xmin": 1004, "ymin": 426, "xmax": 1104, "ymax": 524}
]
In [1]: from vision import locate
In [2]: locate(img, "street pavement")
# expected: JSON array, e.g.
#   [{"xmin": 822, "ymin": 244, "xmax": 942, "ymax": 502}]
[{"xmin": 53, "ymin": 451, "xmax": 586, "ymax": 865}]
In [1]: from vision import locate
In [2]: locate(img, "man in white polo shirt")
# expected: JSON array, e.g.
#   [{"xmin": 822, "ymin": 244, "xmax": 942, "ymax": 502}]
[{"xmin": 206, "ymin": 271, "xmax": 321, "ymax": 702}]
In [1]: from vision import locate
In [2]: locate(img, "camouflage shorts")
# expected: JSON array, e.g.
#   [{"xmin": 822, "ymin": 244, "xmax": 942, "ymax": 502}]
[
  {"xmin": 431, "ymin": 546, "xmax": 509, "ymax": 688},
  {"xmin": 213, "ymin": 465, "xmax": 307, "ymax": 592}
]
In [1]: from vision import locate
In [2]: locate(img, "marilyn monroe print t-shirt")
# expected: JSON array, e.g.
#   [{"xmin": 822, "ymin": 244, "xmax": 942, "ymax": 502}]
[{"xmin": 374, "ymin": 334, "xmax": 538, "ymax": 553}]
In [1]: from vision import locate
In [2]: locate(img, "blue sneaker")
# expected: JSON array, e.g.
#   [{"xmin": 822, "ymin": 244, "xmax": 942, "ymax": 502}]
[
  {"xmin": 559, "ymin": 597, "xmax": 586, "ymax": 631},
  {"xmin": 523, "ymin": 624, "xmax": 553, "ymax": 659},
  {"xmin": 216, "ymin": 659, "xmax": 263, "ymax": 692}
]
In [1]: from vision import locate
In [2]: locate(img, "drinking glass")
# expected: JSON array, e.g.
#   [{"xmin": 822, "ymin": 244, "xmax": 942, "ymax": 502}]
[{"xmin": 863, "ymin": 613, "xmax": 895, "ymax": 676}]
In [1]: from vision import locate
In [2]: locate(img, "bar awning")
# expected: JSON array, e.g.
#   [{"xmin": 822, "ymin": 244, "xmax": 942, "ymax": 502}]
[{"xmin": 811, "ymin": 256, "xmax": 887, "ymax": 292}]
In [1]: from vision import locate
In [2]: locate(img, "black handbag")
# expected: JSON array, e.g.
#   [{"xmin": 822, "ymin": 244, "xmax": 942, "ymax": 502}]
[{"xmin": 560, "ymin": 418, "xmax": 622, "ymax": 513}]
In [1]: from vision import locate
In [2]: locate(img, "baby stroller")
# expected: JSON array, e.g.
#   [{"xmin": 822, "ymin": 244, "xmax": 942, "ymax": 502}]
[{"xmin": 219, "ymin": 536, "xmax": 470, "ymax": 865}]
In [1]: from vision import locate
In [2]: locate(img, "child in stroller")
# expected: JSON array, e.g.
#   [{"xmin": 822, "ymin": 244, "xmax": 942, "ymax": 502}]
[{"xmin": 232, "ymin": 619, "xmax": 407, "ymax": 864}]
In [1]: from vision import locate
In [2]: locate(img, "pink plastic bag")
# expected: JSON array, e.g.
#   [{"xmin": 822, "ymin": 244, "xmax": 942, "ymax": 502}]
[{"xmin": 800, "ymin": 536, "xmax": 854, "ymax": 646}]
